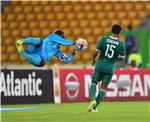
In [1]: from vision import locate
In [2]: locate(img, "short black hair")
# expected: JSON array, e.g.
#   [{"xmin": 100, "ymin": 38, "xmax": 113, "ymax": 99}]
[
  {"xmin": 111, "ymin": 24, "xmax": 122, "ymax": 34},
  {"xmin": 55, "ymin": 30, "xmax": 66, "ymax": 38}
]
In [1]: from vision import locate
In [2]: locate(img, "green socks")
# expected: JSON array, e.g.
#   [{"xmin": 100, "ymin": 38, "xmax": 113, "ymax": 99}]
[
  {"xmin": 90, "ymin": 83, "xmax": 97, "ymax": 100},
  {"xmin": 95, "ymin": 89, "xmax": 106, "ymax": 107}
]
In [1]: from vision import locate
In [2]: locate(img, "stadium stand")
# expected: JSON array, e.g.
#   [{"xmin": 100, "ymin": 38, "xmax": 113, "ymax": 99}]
[{"xmin": 1, "ymin": 1, "xmax": 150, "ymax": 65}]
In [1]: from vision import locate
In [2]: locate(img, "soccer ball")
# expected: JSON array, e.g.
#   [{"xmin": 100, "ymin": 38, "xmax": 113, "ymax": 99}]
[{"xmin": 75, "ymin": 38, "xmax": 88, "ymax": 51}]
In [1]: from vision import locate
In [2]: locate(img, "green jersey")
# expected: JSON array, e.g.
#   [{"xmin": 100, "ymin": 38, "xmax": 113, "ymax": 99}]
[{"xmin": 95, "ymin": 36, "xmax": 125, "ymax": 74}]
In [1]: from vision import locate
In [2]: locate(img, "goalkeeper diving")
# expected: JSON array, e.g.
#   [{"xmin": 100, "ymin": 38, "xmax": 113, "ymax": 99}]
[{"xmin": 16, "ymin": 30, "xmax": 87, "ymax": 67}]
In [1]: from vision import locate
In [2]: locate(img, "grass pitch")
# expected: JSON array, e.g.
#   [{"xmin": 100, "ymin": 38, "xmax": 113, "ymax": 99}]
[{"xmin": 1, "ymin": 102, "xmax": 150, "ymax": 122}]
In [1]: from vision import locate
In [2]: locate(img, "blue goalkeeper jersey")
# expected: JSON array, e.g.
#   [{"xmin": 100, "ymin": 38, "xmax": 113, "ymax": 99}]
[{"xmin": 27, "ymin": 34, "xmax": 74, "ymax": 62}]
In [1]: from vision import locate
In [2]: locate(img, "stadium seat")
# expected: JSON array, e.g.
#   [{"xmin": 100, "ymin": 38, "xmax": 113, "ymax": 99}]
[
  {"xmin": 104, "ymin": 3, "xmax": 113, "ymax": 11},
  {"xmin": 1, "ymin": 54, "xmax": 8, "ymax": 63},
  {"xmin": 77, "ymin": 12, "xmax": 86, "ymax": 19},
  {"xmin": 7, "ymin": 14, "xmax": 15, "ymax": 21},
  {"xmin": 73, "ymin": 28, "xmax": 82, "ymax": 36},
  {"xmin": 12, "ymin": 29, "xmax": 21, "ymax": 37},
  {"xmin": 90, "ymin": 20, "xmax": 100, "ymax": 27},
  {"xmin": 101, "ymin": 19, "xmax": 110, "ymax": 27},
  {"xmin": 128, "ymin": 11, "xmax": 137, "ymax": 19},
  {"xmin": 134, "ymin": 2, "xmax": 144, "ymax": 10},
  {"xmin": 7, "ymin": 46, "xmax": 15, "ymax": 53},
  {"xmin": 115, "ymin": 2, "xmax": 123, "ymax": 11},
  {"xmin": 11, "ymin": 1, "xmax": 20, "ymax": 5},
  {"xmin": 26, "ymin": 13, "xmax": 36, "ymax": 21},
  {"xmin": 14, "ymin": 6, "xmax": 22, "ymax": 13},
  {"xmin": 39, "ymin": 21, "xmax": 48, "ymax": 28},
  {"xmin": 111, "ymin": 19, "xmax": 120, "ymax": 25},
  {"xmin": 2, "ymin": 30, "xmax": 11, "ymax": 38},
  {"xmin": 21, "ymin": 1, "xmax": 30, "ymax": 5},
  {"xmin": 9, "ymin": 54, "xmax": 18, "ymax": 62},
  {"xmin": 1, "ymin": 21, "xmax": 9, "ymax": 29},
  {"xmin": 145, "ymin": 2, "xmax": 150, "ymax": 10},
  {"xmin": 70, "ymin": 20, "xmax": 78, "ymax": 28},
  {"xmin": 121, "ymin": 20, "xmax": 130, "ymax": 27},
  {"xmin": 139, "ymin": 11, "xmax": 148, "ymax": 18},
  {"xmin": 84, "ymin": 4, "xmax": 93, "ymax": 12},
  {"xmin": 63, "ymin": 5, "xmax": 73, "ymax": 12},
  {"xmin": 54, "ymin": 5, "xmax": 63, "ymax": 12},
  {"xmin": 94, "ymin": 3, "xmax": 104, "ymax": 11},
  {"xmin": 4, "ymin": 37, "xmax": 14, "ymax": 45},
  {"xmin": 19, "ymin": 21, "xmax": 28, "ymax": 29},
  {"xmin": 56, "ymin": 13, "xmax": 66, "ymax": 20},
  {"xmin": 9, "ymin": 21, "xmax": 18, "ymax": 29},
  {"xmin": 97, "ymin": 12, "xmax": 106, "ymax": 19},
  {"xmin": 36, "ymin": 13, "xmax": 46, "ymax": 21},
  {"xmin": 131, "ymin": 19, "xmax": 141, "ymax": 27},
  {"xmin": 124, "ymin": 2, "xmax": 133, "ymax": 10},
  {"xmin": 31, "ymin": 1, "xmax": 41, "ymax": 5},
  {"xmin": 24, "ymin": 6, "xmax": 33, "ymax": 13},
  {"xmin": 33, "ymin": 6, "xmax": 43, "ymax": 13},
  {"xmin": 80, "ymin": 20, "xmax": 89, "ymax": 28},
  {"xmin": 87, "ymin": 12, "xmax": 96, "ymax": 19},
  {"xmin": 22, "ymin": 30, "xmax": 31, "ymax": 37},
  {"xmin": 17, "ymin": 14, "xmax": 26, "ymax": 21},
  {"xmin": 46, "ymin": 14, "xmax": 56, "ymax": 20},
  {"xmin": 39, "ymin": 1, "xmax": 49, "ymax": 5},
  {"xmin": 107, "ymin": 12, "xmax": 117, "ymax": 19},
  {"xmin": 94, "ymin": 27, "xmax": 103, "ymax": 35},
  {"xmin": 29, "ymin": 21, "xmax": 38, "ymax": 29},
  {"xmin": 83, "ymin": 28, "xmax": 92, "ymax": 35},
  {"xmin": 31, "ymin": 29, "xmax": 41, "ymax": 36},
  {"xmin": 73, "ymin": 4, "xmax": 83, "ymax": 12},
  {"xmin": 118, "ymin": 11, "xmax": 127, "ymax": 19},
  {"xmin": 49, "ymin": 21, "xmax": 58, "ymax": 28},
  {"xmin": 4, "ymin": 6, "xmax": 13, "ymax": 13},
  {"xmin": 67, "ymin": 12, "xmax": 76, "ymax": 20},
  {"xmin": 44, "ymin": 5, "xmax": 53, "ymax": 12},
  {"xmin": 59, "ymin": 20, "xmax": 69, "ymax": 28}
]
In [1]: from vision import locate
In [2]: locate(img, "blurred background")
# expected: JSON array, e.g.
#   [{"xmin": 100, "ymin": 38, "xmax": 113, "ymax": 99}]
[{"xmin": 1, "ymin": 0, "xmax": 150, "ymax": 69}]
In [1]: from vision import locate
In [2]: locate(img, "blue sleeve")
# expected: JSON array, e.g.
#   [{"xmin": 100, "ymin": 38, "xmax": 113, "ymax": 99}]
[{"xmin": 48, "ymin": 34, "xmax": 74, "ymax": 46}]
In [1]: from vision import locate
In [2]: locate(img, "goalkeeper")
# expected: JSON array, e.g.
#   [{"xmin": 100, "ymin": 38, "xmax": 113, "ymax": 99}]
[{"xmin": 16, "ymin": 30, "xmax": 80, "ymax": 67}]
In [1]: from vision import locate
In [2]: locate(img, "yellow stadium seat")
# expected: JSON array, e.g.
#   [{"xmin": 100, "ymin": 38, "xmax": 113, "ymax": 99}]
[
  {"xmin": 131, "ymin": 19, "xmax": 141, "ymax": 27},
  {"xmin": 9, "ymin": 54, "xmax": 18, "ymax": 62},
  {"xmin": 80, "ymin": 20, "xmax": 89, "ymax": 27},
  {"xmin": 94, "ymin": 3, "xmax": 103, "ymax": 11},
  {"xmin": 1, "ymin": 46, "xmax": 5, "ymax": 53},
  {"xmin": 7, "ymin": 14, "xmax": 15, "ymax": 21},
  {"xmin": 42, "ymin": 28, "xmax": 51, "ymax": 37},
  {"xmin": 84, "ymin": 4, "xmax": 93, "ymax": 12},
  {"xmin": 12, "ymin": 29, "xmax": 21, "ymax": 37},
  {"xmin": 83, "ymin": 28, "xmax": 92, "ymax": 35},
  {"xmin": 4, "ymin": 37, "xmax": 14, "ymax": 45},
  {"xmin": 32, "ymin": 29, "xmax": 41, "ymax": 36},
  {"xmin": 64, "ymin": 5, "xmax": 73, "ymax": 12},
  {"xmin": 87, "ymin": 12, "xmax": 96, "ymax": 19},
  {"xmin": 94, "ymin": 28, "xmax": 103, "ymax": 35},
  {"xmin": 89, "ymin": 43, "xmax": 96, "ymax": 52},
  {"xmin": 22, "ymin": 30, "xmax": 31, "ymax": 37},
  {"xmin": 39, "ymin": 1, "xmax": 49, "ymax": 5},
  {"xmin": 73, "ymin": 4, "xmax": 83, "ymax": 12},
  {"xmin": 54, "ymin": 5, "xmax": 62, "ymax": 12},
  {"xmin": 2, "ymin": 30, "xmax": 11, "ymax": 38},
  {"xmin": 1, "ymin": 21, "xmax": 9, "ymax": 29},
  {"xmin": 39, "ymin": 21, "xmax": 48, "ymax": 28},
  {"xmin": 70, "ymin": 20, "xmax": 78, "ymax": 28},
  {"xmin": 31, "ymin": 1, "xmax": 41, "ymax": 5},
  {"xmin": 121, "ymin": 20, "xmax": 130, "ymax": 27},
  {"xmin": 107, "ymin": 12, "xmax": 117, "ymax": 19},
  {"xmin": 63, "ymin": 28, "xmax": 72, "ymax": 36},
  {"xmin": 44, "ymin": 5, "xmax": 53, "ymax": 12},
  {"xmin": 145, "ymin": 2, "xmax": 150, "ymax": 10},
  {"xmin": 21, "ymin": 1, "xmax": 30, "ymax": 5},
  {"xmin": 101, "ymin": 19, "xmax": 110, "ymax": 28},
  {"xmin": 49, "ymin": 21, "xmax": 58, "ymax": 28},
  {"xmin": 118, "ymin": 11, "xmax": 127, "ymax": 19},
  {"xmin": 14, "ymin": 6, "xmax": 22, "ymax": 13},
  {"xmin": 33, "ymin": 6, "xmax": 43, "ymax": 13},
  {"xmin": 135, "ymin": 2, "xmax": 144, "ymax": 10},
  {"xmin": 1, "ymin": 54, "xmax": 8, "ymax": 62},
  {"xmin": 111, "ymin": 19, "xmax": 120, "ymax": 25},
  {"xmin": 36, "ymin": 13, "xmax": 46, "ymax": 20},
  {"xmin": 67, "ymin": 12, "xmax": 76, "ymax": 20},
  {"xmin": 9, "ymin": 21, "xmax": 18, "ymax": 29},
  {"xmin": 128, "ymin": 11, "xmax": 137, "ymax": 19},
  {"xmin": 1, "ymin": 14, "xmax": 6, "ymax": 21},
  {"xmin": 97, "ymin": 12, "xmax": 106, "ymax": 19},
  {"xmin": 19, "ymin": 21, "xmax": 28, "ymax": 29},
  {"xmin": 77, "ymin": 12, "xmax": 86, "ymax": 19},
  {"xmin": 73, "ymin": 28, "xmax": 82, "ymax": 36},
  {"xmin": 17, "ymin": 14, "xmax": 26, "ymax": 21},
  {"xmin": 87, "ymin": 36, "xmax": 95, "ymax": 43},
  {"xmin": 26, "ymin": 13, "xmax": 35, "ymax": 21},
  {"xmin": 46, "ymin": 14, "xmax": 56, "ymax": 20},
  {"xmin": 11, "ymin": 1, "xmax": 20, "ymax": 5},
  {"xmin": 115, "ymin": 2, "xmax": 123, "ymax": 11},
  {"xmin": 104, "ymin": 3, "xmax": 113, "ymax": 11},
  {"xmin": 24, "ymin": 6, "xmax": 33, "ymax": 13},
  {"xmin": 7, "ymin": 46, "xmax": 15, "ymax": 53},
  {"xmin": 139, "ymin": 11, "xmax": 148, "ymax": 18},
  {"xmin": 29, "ymin": 21, "xmax": 38, "ymax": 29},
  {"xmin": 103, "ymin": 27, "xmax": 111, "ymax": 34},
  {"xmin": 56, "ymin": 13, "xmax": 66, "ymax": 20},
  {"xmin": 4, "ymin": 6, "xmax": 13, "ymax": 13},
  {"xmin": 59, "ymin": 20, "xmax": 69, "ymax": 28},
  {"xmin": 90, "ymin": 20, "xmax": 100, "ymax": 27},
  {"xmin": 124, "ymin": 2, "xmax": 134, "ymax": 10},
  {"xmin": 74, "ymin": 53, "xmax": 82, "ymax": 60}
]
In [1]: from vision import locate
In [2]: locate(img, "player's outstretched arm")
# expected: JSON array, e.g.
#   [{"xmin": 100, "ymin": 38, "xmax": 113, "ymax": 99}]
[{"xmin": 50, "ymin": 34, "xmax": 75, "ymax": 46}]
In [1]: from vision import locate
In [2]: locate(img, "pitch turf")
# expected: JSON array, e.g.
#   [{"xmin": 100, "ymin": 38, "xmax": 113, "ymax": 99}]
[{"xmin": 1, "ymin": 102, "xmax": 150, "ymax": 122}]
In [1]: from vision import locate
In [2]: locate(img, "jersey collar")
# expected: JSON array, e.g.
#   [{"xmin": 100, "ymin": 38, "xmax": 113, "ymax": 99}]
[{"xmin": 109, "ymin": 36, "xmax": 118, "ymax": 40}]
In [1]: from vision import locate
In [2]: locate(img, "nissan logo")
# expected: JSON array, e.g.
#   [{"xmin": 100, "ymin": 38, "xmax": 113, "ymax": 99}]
[{"xmin": 65, "ymin": 73, "xmax": 80, "ymax": 100}]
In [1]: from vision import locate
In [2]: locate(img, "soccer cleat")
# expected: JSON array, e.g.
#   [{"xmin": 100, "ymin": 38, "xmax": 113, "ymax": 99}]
[
  {"xmin": 92, "ymin": 107, "xmax": 98, "ymax": 112},
  {"xmin": 87, "ymin": 100, "xmax": 97, "ymax": 112},
  {"xmin": 16, "ymin": 40, "xmax": 24, "ymax": 55}
]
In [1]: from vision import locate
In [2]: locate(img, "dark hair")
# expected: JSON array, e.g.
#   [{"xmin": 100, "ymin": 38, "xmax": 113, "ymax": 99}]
[
  {"xmin": 111, "ymin": 24, "xmax": 122, "ymax": 34},
  {"xmin": 130, "ymin": 60, "xmax": 136, "ymax": 68},
  {"xmin": 55, "ymin": 30, "xmax": 66, "ymax": 39}
]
